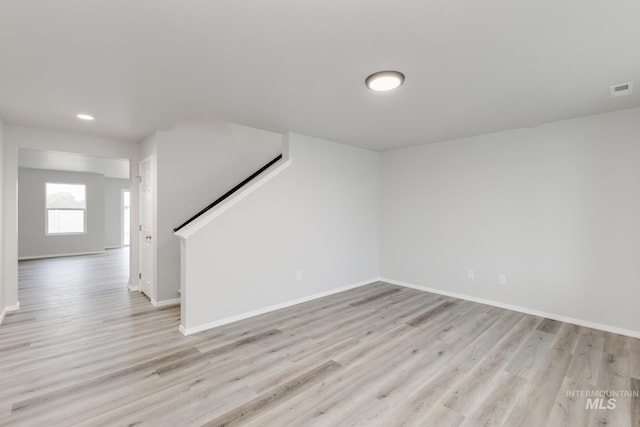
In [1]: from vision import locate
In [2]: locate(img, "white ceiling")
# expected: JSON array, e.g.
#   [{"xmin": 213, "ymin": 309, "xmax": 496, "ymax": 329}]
[
  {"xmin": 0, "ymin": 1, "xmax": 638, "ymax": 151},
  {"xmin": 19, "ymin": 148, "xmax": 130, "ymax": 179}
]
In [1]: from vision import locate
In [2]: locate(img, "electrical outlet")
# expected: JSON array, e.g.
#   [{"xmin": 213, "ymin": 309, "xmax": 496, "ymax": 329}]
[
  {"xmin": 499, "ymin": 274, "xmax": 507, "ymax": 285},
  {"xmin": 296, "ymin": 270, "xmax": 302, "ymax": 281},
  {"xmin": 467, "ymin": 269, "xmax": 475, "ymax": 279}
]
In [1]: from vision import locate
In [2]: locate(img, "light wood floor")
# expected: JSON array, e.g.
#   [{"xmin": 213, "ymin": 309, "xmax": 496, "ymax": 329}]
[{"xmin": 1, "ymin": 249, "xmax": 639, "ymax": 426}]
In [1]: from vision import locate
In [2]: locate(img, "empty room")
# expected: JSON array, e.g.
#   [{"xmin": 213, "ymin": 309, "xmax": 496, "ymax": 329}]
[{"xmin": 0, "ymin": 1, "xmax": 639, "ymax": 426}]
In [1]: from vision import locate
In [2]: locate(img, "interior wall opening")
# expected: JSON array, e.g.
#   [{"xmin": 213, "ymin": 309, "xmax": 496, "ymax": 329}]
[{"xmin": 16, "ymin": 148, "xmax": 132, "ymax": 306}]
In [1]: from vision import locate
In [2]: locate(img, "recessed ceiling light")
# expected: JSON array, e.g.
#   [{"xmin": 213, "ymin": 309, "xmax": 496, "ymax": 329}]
[
  {"xmin": 76, "ymin": 114, "xmax": 94, "ymax": 121},
  {"xmin": 366, "ymin": 71, "xmax": 405, "ymax": 92}
]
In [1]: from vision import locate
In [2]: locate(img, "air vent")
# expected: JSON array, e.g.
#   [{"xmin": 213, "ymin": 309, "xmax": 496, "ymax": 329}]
[{"xmin": 610, "ymin": 82, "xmax": 633, "ymax": 97}]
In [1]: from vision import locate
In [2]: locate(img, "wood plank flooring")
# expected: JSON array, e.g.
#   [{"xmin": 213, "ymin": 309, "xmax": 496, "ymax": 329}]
[{"xmin": 1, "ymin": 249, "xmax": 639, "ymax": 426}]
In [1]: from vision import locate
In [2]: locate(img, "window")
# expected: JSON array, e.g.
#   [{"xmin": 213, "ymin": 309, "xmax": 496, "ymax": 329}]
[
  {"xmin": 122, "ymin": 190, "xmax": 131, "ymax": 246},
  {"xmin": 46, "ymin": 183, "xmax": 86, "ymax": 234}
]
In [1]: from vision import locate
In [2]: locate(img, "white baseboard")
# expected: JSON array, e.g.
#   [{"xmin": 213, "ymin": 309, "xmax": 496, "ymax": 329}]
[
  {"xmin": 1, "ymin": 302, "xmax": 21, "ymax": 325},
  {"xmin": 382, "ymin": 278, "xmax": 640, "ymax": 339},
  {"xmin": 179, "ymin": 277, "xmax": 380, "ymax": 336},
  {"xmin": 128, "ymin": 283, "xmax": 140, "ymax": 292},
  {"xmin": 151, "ymin": 298, "xmax": 181, "ymax": 308},
  {"xmin": 19, "ymin": 251, "xmax": 104, "ymax": 261},
  {"xmin": 105, "ymin": 245, "xmax": 124, "ymax": 250}
]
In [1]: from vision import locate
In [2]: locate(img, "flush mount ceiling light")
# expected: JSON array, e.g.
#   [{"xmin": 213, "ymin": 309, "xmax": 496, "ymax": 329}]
[
  {"xmin": 365, "ymin": 71, "xmax": 405, "ymax": 92},
  {"xmin": 76, "ymin": 114, "xmax": 94, "ymax": 121}
]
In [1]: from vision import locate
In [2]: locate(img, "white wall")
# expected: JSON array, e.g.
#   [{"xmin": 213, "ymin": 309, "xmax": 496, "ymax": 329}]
[
  {"xmin": 18, "ymin": 168, "xmax": 105, "ymax": 259},
  {"xmin": 3, "ymin": 126, "xmax": 139, "ymax": 308},
  {"xmin": 381, "ymin": 107, "xmax": 640, "ymax": 333},
  {"xmin": 180, "ymin": 133, "xmax": 380, "ymax": 332},
  {"xmin": 104, "ymin": 178, "xmax": 130, "ymax": 248},
  {"xmin": 0, "ymin": 118, "xmax": 4, "ymax": 317},
  {"xmin": 152, "ymin": 120, "xmax": 282, "ymax": 302}
]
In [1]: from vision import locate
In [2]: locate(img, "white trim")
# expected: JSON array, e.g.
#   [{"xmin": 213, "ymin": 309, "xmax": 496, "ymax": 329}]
[
  {"xmin": 0, "ymin": 302, "xmax": 18, "ymax": 325},
  {"xmin": 104, "ymin": 245, "xmax": 123, "ymax": 250},
  {"xmin": 382, "ymin": 278, "xmax": 640, "ymax": 339},
  {"xmin": 6, "ymin": 301, "xmax": 20, "ymax": 312},
  {"xmin": 128, "ymin": 282, "xmax": 140, "ymax": 292},
  {"xmin": 179, "ymin": 278, "xmax": 379, "ymax": 336},
  {"xmin": 151, "ymin": 298, "xmax": 181, "ymax": 308},
  {"xmin": 19, "ymin": 251, "xmax": 104, "ymax": 261},
  {"xmin": 175, "ymin": 158, "xmax": 292, "ymax": 240}
]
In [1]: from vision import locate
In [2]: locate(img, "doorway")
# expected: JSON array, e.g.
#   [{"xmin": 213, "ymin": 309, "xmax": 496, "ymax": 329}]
[{"xmin": 15, "ymin": 148, "xmax": 133, "ymax": 310}]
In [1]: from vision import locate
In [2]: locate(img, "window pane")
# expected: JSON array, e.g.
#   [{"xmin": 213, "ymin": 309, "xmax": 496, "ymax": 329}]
[
  {"xmin": 48, "ymin": 210, "xmax": 85, "ymax": 234},
  {"xmin": 46, "ymin": 183, "xmax": 86, "ymax": 209}
]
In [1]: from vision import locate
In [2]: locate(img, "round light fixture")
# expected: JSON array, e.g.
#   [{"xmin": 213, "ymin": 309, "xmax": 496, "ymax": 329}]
[
  {"xmin": 76, "ymin": 114, "xmax": 94, "ymax": 121},
  {"xmin": 365, "ymin": 71, "xmax": 405, "ymax": 92}
]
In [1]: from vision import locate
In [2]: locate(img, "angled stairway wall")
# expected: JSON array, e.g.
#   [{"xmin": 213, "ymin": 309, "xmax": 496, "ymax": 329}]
[
  {"xmin": 141, "ymin": 120, "xmax": 282, "ymax": 303},
  {"xmin": 176, "ymin": 133, "xmax": 380, "ymax": 334}
]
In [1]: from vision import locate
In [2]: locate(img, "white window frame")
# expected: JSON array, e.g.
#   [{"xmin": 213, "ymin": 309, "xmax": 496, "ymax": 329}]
[{"xmin": 45, "ymin": 182, "xmax": 87, "ymax": 236}]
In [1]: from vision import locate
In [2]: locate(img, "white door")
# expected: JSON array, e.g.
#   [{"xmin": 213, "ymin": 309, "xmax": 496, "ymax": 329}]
[{"xmin": 139, "ymin": 157, "xmax": 153, "ymax": 298}]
